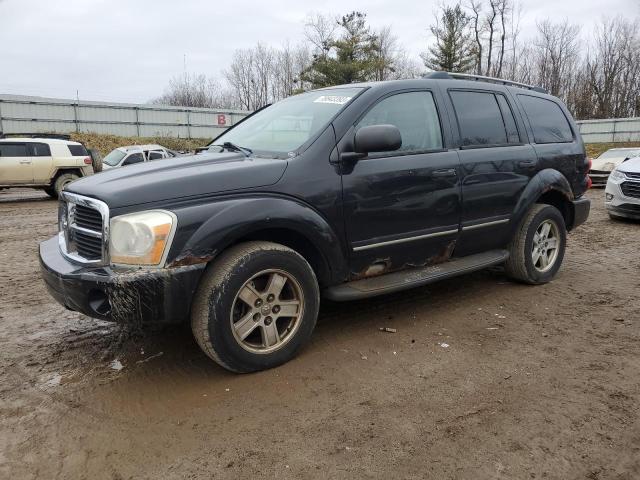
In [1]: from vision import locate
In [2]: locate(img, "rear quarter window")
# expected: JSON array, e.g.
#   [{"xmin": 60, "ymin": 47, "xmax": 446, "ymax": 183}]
[
  {"xmin": 518, "ymin": 95, "xmax": 573, "ymax": 144},
  {"xmin": 449, "ymin": 90, "xmax": 516, "ymax": 146},
  {"xmin": 67, "ymin": 144, "xmax": 88, "ymax": 156}
]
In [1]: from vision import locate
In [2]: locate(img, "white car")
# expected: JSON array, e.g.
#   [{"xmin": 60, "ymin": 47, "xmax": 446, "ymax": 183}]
[
  {"xmin": 0, "ymin": 136, "xmax": 93, "ymax": 197},
  {"xmin": 590, "ymin": 148, "xmax": 640, "ymax": 187},
  {"xmin": 605, "ymin": 156, "xmax": 640, "ymax": 220},
  {"xmin": 102, "ymin": 144, "xmax": 178, "ymax": 170}
]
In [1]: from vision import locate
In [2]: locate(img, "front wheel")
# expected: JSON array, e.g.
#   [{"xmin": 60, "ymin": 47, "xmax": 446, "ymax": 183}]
[
  {"xmin": 505, "ymin": 204, "xmax": 566, "ymax": 284},
  {"xmin": 191, "ymin": 241, "xmax": 320, "ymax": 373}
]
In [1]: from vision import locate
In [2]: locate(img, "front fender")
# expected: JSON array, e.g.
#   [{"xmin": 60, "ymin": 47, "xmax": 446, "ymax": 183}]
[
  {"xmin": 167, "ymin": 195, "xmax": 348, "ymax": 283},
  {"xmin": 510, "ymin": 169, "xmax": 574, "ymax": 233}
]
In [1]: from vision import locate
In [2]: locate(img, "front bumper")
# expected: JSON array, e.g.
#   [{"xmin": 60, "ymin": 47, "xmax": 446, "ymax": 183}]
[
  {"xmin": 39, "ymin": 236, "xmax": 206, "ymax": 324},
  {"xmin": 605, "ymin": 176, "xmax": 640, "ymax": 220}
]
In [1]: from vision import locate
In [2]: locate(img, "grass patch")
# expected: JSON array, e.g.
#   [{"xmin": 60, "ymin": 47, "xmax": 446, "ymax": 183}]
[
  {"xmin": 585, "ymin": 142, "xmax": 640, "ymax": 158},
  {"xmin": 70, "ymin": 133, "xmax": 209, "ymax": 157}
]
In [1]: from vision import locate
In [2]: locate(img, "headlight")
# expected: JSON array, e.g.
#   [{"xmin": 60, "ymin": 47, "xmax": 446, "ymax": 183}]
[
  {"xmin": 609, "ymin": 169, "xmax": 626, "ymax": 182},
  {"xmin": 109, "ymin": 210, "xmax": 176, "ymax": 266}
]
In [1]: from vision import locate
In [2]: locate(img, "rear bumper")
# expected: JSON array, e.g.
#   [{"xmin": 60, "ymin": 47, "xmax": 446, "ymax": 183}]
[
  {"xmin": 39, "ymin": 236, "xmax": 205, "ymax": 324},
  {"xmin": 571, "ymin": 197, "xmax": 590, "ymax": 229}
]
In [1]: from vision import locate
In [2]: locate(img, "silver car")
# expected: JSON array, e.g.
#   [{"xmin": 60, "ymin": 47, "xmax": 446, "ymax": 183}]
[
  {"xmin": 605, "ymin": 156, "xmax": 640, "ymax": 220},
  {"xmin": 102, "ymin": 144, "xmax": 179, "ymax": 170}
]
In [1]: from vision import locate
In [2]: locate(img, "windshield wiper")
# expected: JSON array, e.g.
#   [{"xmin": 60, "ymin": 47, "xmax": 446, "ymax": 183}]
[{"xmin": 212, "ymin": 142, "xmax": 253, "ymax": 157}]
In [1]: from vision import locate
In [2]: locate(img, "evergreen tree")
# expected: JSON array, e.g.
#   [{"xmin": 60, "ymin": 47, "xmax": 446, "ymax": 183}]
[
  {"xmin": 424, "ymin": 4, "xmax": 475, "ymax": 73},
  {"xmin": 302, "ymin": 12, "xmax": 389, "ymax": 88}
]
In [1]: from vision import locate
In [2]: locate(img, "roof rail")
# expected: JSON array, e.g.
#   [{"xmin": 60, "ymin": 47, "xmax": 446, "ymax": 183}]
[
  {"xmin": 0, "ymin": 132, "xmax": 72, "ymax": 140},
  {"xmin": 422, "ymin": 71, "xmax": 548, "ymax": 94}
]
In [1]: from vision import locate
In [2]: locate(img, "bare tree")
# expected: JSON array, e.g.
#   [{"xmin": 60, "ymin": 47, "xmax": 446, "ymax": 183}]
[
  {"xmin": 586, "ymin": 17, "xmax": 640, "ymax": 118},
  {"xmin": 151, "ymin": 73, "xmax": 234, "ymax": 108},
  {"xmin": 532, "ymin": 20, "xmax": 581, "ymax": 99}
]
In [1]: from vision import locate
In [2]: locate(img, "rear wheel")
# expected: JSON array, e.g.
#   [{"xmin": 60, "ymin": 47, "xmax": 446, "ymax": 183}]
[
  {"xmin": 191, "ymin": 241, "xmax": 320, "ymax": 373},
  {"xmin": 53, "ymin": 173, "xmax": 79, "ymax": 198},
  {"xmin": 505, "ymin": 204, "xmax": 566, "ymax": 284}
]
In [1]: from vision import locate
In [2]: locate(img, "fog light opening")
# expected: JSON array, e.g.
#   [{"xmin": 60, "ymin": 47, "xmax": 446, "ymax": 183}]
[
  {"xmin": 88, "ymin": 289, "xmax": 111, "ymax": 316},
  {"xmin": 606, "ymin": 193, "xmax": 614, "ymax": 201}
]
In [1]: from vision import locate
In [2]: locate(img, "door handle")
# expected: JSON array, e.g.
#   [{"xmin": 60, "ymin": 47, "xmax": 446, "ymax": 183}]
[
  {"xmin": 19, "ymin": 160, "xmax": 32, "ymax": 164},
  {"xmin": 518, "ymin": 160, "xmax": 537, "ymax": 167},
  {"xmin": 432, "ymin": 168, "xmax": 457, "ymax": 178}
]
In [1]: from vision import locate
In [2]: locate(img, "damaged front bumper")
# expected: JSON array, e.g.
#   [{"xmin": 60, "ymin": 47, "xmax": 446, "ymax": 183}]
[{"xmin": 39, "ymin": 236, "xmax": 206, "ymax": 324}]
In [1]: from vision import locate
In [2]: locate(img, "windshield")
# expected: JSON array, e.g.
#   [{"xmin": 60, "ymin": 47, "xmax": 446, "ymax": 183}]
[
  {"xmin": 599, "ymin": 149, "xmax": 640, "ymax": 159},
  {"xmin": 103, "ymin": 149, "xmax": 127, "ymax": 166},
  {"xmin": 211, "ymin": 88, "xmax": 363, "ymax": 156}
]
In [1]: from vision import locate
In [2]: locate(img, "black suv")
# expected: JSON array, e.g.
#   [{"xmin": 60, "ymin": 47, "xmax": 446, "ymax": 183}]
[{"xmin": 40, "ymin": 73, "xmax": 591, "ymax": 372}]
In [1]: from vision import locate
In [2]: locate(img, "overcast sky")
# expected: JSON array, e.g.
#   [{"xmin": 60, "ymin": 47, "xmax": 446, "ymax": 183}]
[{"xmin": 0, "ymin": 0, "xmax": 636, "ymax": 104}]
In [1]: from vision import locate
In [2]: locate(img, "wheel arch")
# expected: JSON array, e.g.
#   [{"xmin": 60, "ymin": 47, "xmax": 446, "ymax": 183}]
[
  {"xmin": 51, "ymin": 168, "xmax": 84, "ymax": 185},
  {"xmin": 167, "ymin": 196, "xmax": 349, "ymax": 287},
  {"xmin": 511, "ymin": 168, "xmax": 577, "ymax": 232}
]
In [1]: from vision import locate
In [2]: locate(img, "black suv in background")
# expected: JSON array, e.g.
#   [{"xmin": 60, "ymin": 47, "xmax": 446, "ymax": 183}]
[{"xmin": 40, "ymin": 72, "xmax": 590, "ymax": 373}]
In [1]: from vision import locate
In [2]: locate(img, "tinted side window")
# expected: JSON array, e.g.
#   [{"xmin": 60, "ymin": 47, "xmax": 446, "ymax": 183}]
[
  {"xmin": 356, "ymin": 91, "xmax": 443, "ymax": 153},
  {"xmin": 148, "ymin": 151, "xmax": 164, "ymax": 160},
  {"xmin": 31, "ymin": 143, "xmax": 52, "ymax": 156},
  {"xmin": 0, "ymin": 143, "xmax": 28, "ymax": 157},
  {"xmin": 450, "ymin": 91, "xmax": 508, "ymax": 146},
  {"xmin": 67, "ymin": 144, "xmax": 88, "ymax": 156},
  {"xmin": 518, "ymin": 95, "xmax": 573, "ymax": 143},
  {"xmin": 496, "ymin": 95, "xmax": 520, "ymax": 144},
  {"xmin": 123, "ymin": 153, "xmax": 144, "ymax": 165}
]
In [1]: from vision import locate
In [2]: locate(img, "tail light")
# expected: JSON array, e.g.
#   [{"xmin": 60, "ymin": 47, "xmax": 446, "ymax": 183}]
[
  {"xmin": 587, "ymin": 157, "xmax": 593, "ymax": 172},
  {"xmin": 586, "ymin": 176, "xmax": 592, "ymax": 189},
  {"xmin": 83, "ymin": 157, "xmax": 92, "ymax": 165}
]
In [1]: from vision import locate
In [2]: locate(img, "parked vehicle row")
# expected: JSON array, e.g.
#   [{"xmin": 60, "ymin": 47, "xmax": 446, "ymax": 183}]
[
  {"xmin": 589, "ymin": 147, "xmax": 640, "ymax": 186},
  {"xmin": 40, "ymin": 72, "xmax": 591, "ymax": 373}
]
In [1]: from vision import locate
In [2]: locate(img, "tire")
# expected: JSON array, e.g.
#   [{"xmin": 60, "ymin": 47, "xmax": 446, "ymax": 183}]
[
  {"xmin": 53, "ymin": 173, "xmax": 79, "ymax": 197},
  {"xmin": 191, "ymin": 241, "xmax": 320, "ymax": 373},
  {"xmin": 89, "ymin": 149, "xmax": 103, "ymax": 173},
  {"xmin": 505, "ymin": 204, "xmax": 566, "ymax": 285}
]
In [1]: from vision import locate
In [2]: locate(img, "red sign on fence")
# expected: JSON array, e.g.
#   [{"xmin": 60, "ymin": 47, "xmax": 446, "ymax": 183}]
[{"xmin": 217, "ymin": 114, "xmax": 226, "ymax": 126}]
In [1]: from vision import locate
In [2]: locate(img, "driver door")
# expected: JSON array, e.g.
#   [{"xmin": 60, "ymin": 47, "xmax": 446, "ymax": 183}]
[{"xmin": 339, "ymin": 90, "xmax": 461, "ymax": 277}]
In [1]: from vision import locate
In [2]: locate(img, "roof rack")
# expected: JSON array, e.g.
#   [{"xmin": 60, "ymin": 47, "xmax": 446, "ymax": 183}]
[
  {"xmin": 422, "ymin": 71, "xmax": 548, "ymax": 94},
  {"xmin": 0, "ymin": 132, "xmax": 71, "ymax": 140}
]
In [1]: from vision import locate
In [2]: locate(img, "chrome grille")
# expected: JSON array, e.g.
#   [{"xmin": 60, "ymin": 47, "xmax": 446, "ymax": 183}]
[
  {"xmin": 621, "ymin": 181, "xmax": 640, "ymax": 199},
  {"xmin": 59, "ymin": 193, "xmax": 109, "ymax": 264},
  {"xmin": 624, "ymin": 171, "xmax": 640, "ymax": 180}
]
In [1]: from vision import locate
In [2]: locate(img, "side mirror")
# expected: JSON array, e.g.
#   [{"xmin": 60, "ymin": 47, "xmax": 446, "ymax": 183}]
[{"xmin": 354, "ymin": 124, "xmax": 402, "ymax": 154}]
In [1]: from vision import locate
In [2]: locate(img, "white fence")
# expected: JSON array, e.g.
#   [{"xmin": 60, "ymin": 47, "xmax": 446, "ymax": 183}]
[
  {"xmin": 0, "ymin": 94, "xmax": 250, "ymax": 139},
  {"xmin": 1, "ymin": 93, "xmax": 638, "ymax": 144},
  {"xmin": 577, "ymin": 117, "xmax": 640, "ymax": 144}
]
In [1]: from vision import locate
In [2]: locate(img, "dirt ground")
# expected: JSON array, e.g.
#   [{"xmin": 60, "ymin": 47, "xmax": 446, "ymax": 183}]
[{"xmin": 1, "ymin": 187, "xmax": 638, "ymax": 480}]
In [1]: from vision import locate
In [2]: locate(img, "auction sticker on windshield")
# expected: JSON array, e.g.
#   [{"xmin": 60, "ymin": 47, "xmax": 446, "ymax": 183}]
[{"xmin": 313, "ymin": 95, "xmax": 352, "ymax": 104}]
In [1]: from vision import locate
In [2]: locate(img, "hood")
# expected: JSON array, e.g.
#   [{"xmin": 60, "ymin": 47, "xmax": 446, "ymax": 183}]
[
  {"xmin": 591, "ymin": 155, "xmax": 632, "ymax": 171},
  {"xmin": 618, "ymin": 156, "xmax": 640, "ymax": 174},
  {"xmin": 68, "ymin": 152, "xmax": 287, "ymax": 209}
]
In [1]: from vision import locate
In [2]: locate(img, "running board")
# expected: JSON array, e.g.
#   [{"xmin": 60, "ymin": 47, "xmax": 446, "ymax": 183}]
[{"xmin": 324, "ymin": 250, "xmax": 509, "ymax": 301}]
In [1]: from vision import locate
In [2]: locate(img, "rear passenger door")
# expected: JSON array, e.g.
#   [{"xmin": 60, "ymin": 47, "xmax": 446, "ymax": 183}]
[
  {"xmin": 30, "ymin": 142, "xmax": 54, "ymax": 184},
  {"xmin": 446, "ymin": 89, "xmax": 538, "ymax": 256},
  {"xmin": 0, "ymin": 142, "xmax": 33, "ymax": 184},
  {"xmin": 340, "ymin": 90, "xmax": 461, "ymax": 276}
]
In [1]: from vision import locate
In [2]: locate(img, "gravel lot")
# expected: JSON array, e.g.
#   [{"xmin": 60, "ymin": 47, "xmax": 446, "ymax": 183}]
[{"xmin": 1, "ymin": 188, "xmax": 639, "ymax": 480}]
